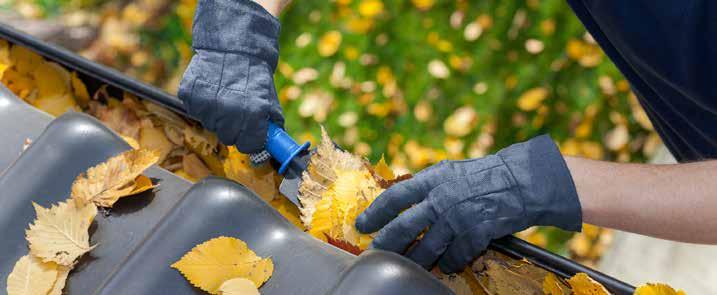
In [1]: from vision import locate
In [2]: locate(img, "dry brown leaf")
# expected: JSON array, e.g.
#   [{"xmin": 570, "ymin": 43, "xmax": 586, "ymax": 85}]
[
  {"xmin": 172, "ymin": 236, "xmax": 273, "ymax": 294},
  {"xmin": 71, "ymin": 149, "xmax": 159, "ymax": 207},
  {"xmin": 218, "ymin": 277, "xmax": 260, "ymax": 295},
  {"xmin": 26, "ymin": 201, "xmax": 97, "ymax": 266},
  {"xmin": 6, "ymin": 255, "xmax": 58, "ymax": 295}
]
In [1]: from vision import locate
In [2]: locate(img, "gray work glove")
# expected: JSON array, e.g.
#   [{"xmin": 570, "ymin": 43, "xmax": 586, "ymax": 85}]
[
  {"xmin": 355, "ymin": 135, "xmax": 582, "ymax": 273},
  {"xmin": 178, "ymin": 0, "xmax": 284, "ymax": 154}
]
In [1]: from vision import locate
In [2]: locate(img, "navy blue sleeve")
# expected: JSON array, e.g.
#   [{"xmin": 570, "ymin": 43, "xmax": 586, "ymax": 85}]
[{"xmin": 567, "ymin": 0, "xmax": 717, "ymax": 161}]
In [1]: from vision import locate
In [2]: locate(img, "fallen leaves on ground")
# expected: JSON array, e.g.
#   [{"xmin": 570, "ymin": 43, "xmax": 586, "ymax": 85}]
[
  {"xmin": 26, "ymin": 200, "xmax": 97, "ymax": 266},
  {"xmin": 71, "ymin": 148, "xmax": 159, "ymax": 207},
  {"xmin": 172, "ymin": 236, "xmax": 273, "ymax": 294},
  {"xmin": 7, "ymin": 147, "xmax": 161, "ymax": 295}
]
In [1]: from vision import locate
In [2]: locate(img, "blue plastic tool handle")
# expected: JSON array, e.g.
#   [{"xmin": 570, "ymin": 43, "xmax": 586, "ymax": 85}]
[{"xmin": 266, "ymin": 122, "xmax": 310, "ymax": 174}]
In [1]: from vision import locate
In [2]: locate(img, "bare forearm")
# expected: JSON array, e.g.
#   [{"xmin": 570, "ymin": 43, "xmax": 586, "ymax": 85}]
[
  {"xmin": 565, "ymin": 156, "xmax": 717, "ymax": 244},
  {"xmin": 252, "ymin": 0, "xmax": 291, "ymax": 16}
]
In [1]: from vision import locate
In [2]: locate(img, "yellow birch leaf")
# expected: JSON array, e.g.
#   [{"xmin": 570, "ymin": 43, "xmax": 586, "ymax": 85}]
[
  {"xmin": 6, "ymin": 255, "xmax": 58, "ymax": 295},
  {"xmin": 48, "ymin": 265, "xmax": 71, "ymax": 295},
  {"xmin": 71, "ymin": 149, "xmax": 159, "ymax": 207},
  {"xmin": 171, "ymin": 236, "xmax": 273, "ymax": 294},
  {"xmin": 634, "ymin": 283, "xmax": 686, "ymax": 295},
  {"xmin": 26, "ymin": 201, "xmax": 97, "ymax": 266},
  {"xmin": 517, "ymin": 87, "xmax": 549, "ymax": 111},
  {"xmin": 374, "ymin": 155, "xmax": 395, "ymax": 180},
  {"xmin": 567, "ymin": 273, "xmax": 610, "ymax": 295},
  {"xmin": 218, "ymin": 278, "xmax": 260, "ymax": 295}
]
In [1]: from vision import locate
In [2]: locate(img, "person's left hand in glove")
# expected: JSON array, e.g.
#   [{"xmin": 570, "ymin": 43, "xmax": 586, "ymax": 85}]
[
  {"xmin": 178, "ymin": 0, "xmax": 290, "ymax": 154},
  {"xmin": 355, "ymin": 135, "xmax": 582, "ymax": 273}
]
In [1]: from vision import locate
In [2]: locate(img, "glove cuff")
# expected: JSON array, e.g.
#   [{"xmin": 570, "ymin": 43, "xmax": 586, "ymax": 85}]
[
  {"xmin": 192, "ymin": 0, "xmax": 281, "ymax": 71},
  {"xmin": 497, "ymin": 135, "xmax": 583, "ymax": 232}
]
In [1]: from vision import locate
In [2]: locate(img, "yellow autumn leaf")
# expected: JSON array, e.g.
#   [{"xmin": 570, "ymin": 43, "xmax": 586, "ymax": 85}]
[
  {"xmin": 224, "ymin": 146, "xmax": 279, "ymax": 202},
  {"xmin": 543, "ymin": 272, "xmax": 570, "ymax": 295},
  {"xmin": 26, "ymin": 201, "xmax": 97, "ymax": 266},
  {"xmin": 318, "ymin": 31, "xmax": 342, "ymax": 57},
  {"xmin": 358, "ymin": 0, "xmax": 383, "ymax": 18},
  {"xmin": 10, "ymin": 45, "xmax": 43, "ymax": 75},
  {"xmin": 300, "ymin": 127, "xmax": 383, "ymax": 250},
  {"xmin": 71, "ymin": 149, "xmax": 159, "ymax": 207},
  {"xmin": 34, "ymin": 61, "xmax": 70, "ymax": 98},
  {"xmin": 374, "ymin": 155, "xmax": 395, "ymax": 180},
  {"xmin": 517, "ymin": 87, "xmax": 549, "ymax": 111},
  {"xmin": 31, "ymin": 93, "xmax": 80, "ymax": 117},
  {"xmin": 171, "ymin": 236, "xmax": 274, "ymax": 294},
  {"xmin": 0, "ymin": 40, "xmax": 11, "ymax": 78},
  {"xmin": 48, "ymin": 265, "xmax": 71, "ymax": 295},
  {"xmin": 218, "ymin": 278, "xmax": 260, "ymax": 295},
  {"xmin": 634, "ymin": 283, "xmax": 686, "ymax": 295},
  {"xmin": 6, "ymin": 255, "xmax": 58, "ymax": 295},
  {"xmin": 567, "ymin": 273, "xmax": 610, "ymax": 295}
]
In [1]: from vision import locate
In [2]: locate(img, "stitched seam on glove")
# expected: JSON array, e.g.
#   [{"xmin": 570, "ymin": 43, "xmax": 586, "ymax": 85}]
[
  {"xmin": 432, "ymin": 185, "xmax": 511, "ymax": 218},
  {"xmin": 495, "ymin": 154, "xmax": 529, "ymax": 222},
  {"xmin": 424, "ymin": 161, "xmax": 504, "ymax": 204}
]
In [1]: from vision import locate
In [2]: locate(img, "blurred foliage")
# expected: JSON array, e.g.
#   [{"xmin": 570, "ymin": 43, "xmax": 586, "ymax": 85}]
[{"xmin": 2, "ymin": 0, "xmax": 664, "ymax": 262}]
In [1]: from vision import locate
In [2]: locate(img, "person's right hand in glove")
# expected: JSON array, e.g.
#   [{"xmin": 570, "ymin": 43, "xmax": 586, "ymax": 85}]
[
  {"xmin": 179, "ymin": 0, "xmax": 289, "ymax": 154},
  {"xmin": 355, "ymin": 135, "xmax": 583, "ymax": 273}
]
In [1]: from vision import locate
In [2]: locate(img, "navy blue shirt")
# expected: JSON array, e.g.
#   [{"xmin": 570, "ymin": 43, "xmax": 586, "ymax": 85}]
[{"xmin": 567, "ymin": 1, "xmax": 717, "ymax": 162}]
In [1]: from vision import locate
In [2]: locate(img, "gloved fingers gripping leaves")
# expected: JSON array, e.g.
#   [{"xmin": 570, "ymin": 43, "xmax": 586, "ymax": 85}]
[
  {"xmin": 354, "ymin": 135, "xmax": 582, "ymax": 273},
  {"xmin": 370, "ymin": 201, "xmax": 437, "ymax": 253},
  {"xmin": 355, "ymin": 177, "xmax": 426, "ymax": 233}
]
